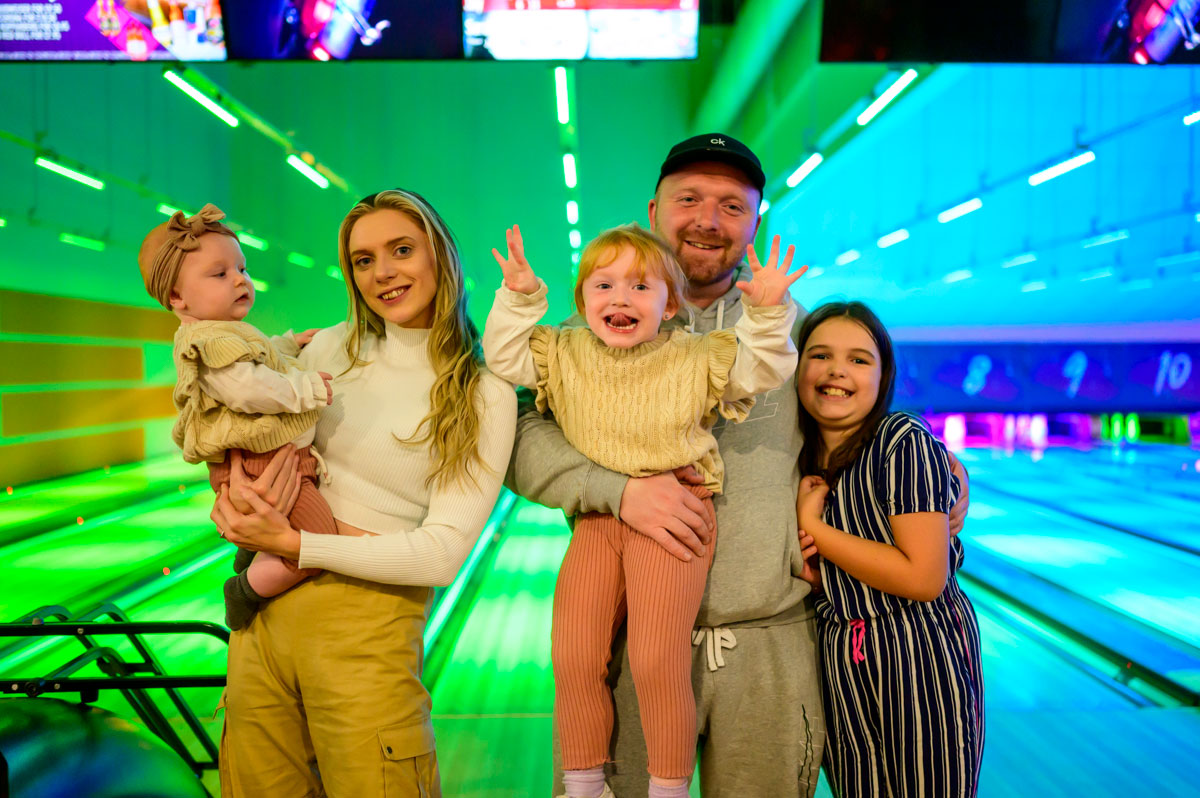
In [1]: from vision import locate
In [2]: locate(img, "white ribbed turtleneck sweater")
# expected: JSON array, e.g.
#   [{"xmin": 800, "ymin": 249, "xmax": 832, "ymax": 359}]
[{"xmin": 294, "ymin": 320, "xmax": 515, "ymax": 585}]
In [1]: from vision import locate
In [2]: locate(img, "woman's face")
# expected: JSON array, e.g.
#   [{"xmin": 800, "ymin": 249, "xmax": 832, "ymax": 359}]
[
  {"xmin": 797, "ymin": 317, "xmax": 882, "ymax": 436},
  {"xmin": 348, "ymin": 209, "xmax": 438, "ymax": 329}
]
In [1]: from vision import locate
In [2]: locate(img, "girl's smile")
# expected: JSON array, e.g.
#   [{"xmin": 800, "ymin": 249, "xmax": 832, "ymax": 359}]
[{"xmin": 797, "ymin": 317, "xmax": 882, "ymax": 444}]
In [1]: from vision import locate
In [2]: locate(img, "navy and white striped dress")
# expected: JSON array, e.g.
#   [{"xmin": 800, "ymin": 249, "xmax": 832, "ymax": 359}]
[{"xmin": 814, "ymin": 412, "xmax": 984, "ymax": 798}]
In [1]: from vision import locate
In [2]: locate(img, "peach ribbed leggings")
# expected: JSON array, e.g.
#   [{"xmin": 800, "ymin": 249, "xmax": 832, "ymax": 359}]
[{"xmin": 551, "ymin": 485, "xmax": 715, "ymax": 781}]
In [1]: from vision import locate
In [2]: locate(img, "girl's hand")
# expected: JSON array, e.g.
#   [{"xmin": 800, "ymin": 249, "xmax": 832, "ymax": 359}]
[
  {"xmin": 797, "ymin": 530, "xmax": 822, "ymax": 591},
  {"xmin": 294, "ymin": 327, "xmax": 323, "ymax": 347},
  {"xmin": 736, "ymin": 235, "xmax": 807, "ymax": 307},
  {"xmin": 798, "ymin": 475, "xmax": 829, "ymax": 529},
  {"xmin": 492, "ymin": 224, "xmax": 541, "ymax": 295},
  {"xmin": 212, "ymin": 484, "xmax": 302, "ymax": 560},
  {"xmin": 227, "ymin": 446, "xmax": 302, "ymax": 516}
]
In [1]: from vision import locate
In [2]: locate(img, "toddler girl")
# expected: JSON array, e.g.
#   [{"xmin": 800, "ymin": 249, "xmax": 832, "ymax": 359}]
[{"xmin": 484, "ymin": 223, "xmax": 803, "ymax": 798}]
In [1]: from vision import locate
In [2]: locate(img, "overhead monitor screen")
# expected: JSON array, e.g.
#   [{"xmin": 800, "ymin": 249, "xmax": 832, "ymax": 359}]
[
  {"xmin": 463, "ymin": 0, "xmax": 698, "ymax": 60},
  {"xmin": 820, "ymin": 1, "xmax": 1200, "ymax": 65},
  {"xmin": 222, "ymin": 0, "xmax": 462, "ymax": 60},
  {"xmin": 0, "ymin": 0, "xmax": 227, "ymax": 61}
]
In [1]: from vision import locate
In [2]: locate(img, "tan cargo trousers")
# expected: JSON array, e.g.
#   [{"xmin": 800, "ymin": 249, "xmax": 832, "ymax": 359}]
[{"xmin": 219, "ymin": 570, "xmax": 441, "ymax": 797}]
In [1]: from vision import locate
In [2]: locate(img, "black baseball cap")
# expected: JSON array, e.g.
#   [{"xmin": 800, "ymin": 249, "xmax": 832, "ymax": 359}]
[{"xmin": 657, "ymin": 133, "xmax": 766, "ymax": 195}]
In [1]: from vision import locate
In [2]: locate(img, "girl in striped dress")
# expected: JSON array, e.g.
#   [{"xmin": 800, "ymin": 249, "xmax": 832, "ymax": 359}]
[{"xmin": 793, "ymin": 301, "xmax": 984, "ymax": 798}]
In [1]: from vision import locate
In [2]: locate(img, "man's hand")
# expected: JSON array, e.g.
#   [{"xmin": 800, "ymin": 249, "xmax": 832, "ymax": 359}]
[
  {"xmin": 736, "ymin": 235, "xmax": 807, "ymax": 307},
  {"xmin": 492, "ymin": 224, "xmax": 541, "ymax": 295},
  {"xmin": 618, "ymin": 468, "xmax": 714, "ymax": 562},
  {"xmin": 947, "ymin": 452, "xmax": 970, "ymax": 537}
]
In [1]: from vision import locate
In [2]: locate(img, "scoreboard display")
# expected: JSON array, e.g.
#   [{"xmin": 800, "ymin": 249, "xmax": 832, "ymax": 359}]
[{"xmin": 893, "ymin": 342, "xmax": 1200, "ymax": 413}]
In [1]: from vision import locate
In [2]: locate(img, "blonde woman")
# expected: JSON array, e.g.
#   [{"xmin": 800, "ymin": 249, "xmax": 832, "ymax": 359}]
[{"xmin": 212, "ymin": 189, "xmax": 516, "ymax": 797}]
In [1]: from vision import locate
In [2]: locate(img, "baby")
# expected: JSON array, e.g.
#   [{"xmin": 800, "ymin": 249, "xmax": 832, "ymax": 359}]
[{"xmin": 137, "ymin": 203, "xmax": 336, "ymax": 631}]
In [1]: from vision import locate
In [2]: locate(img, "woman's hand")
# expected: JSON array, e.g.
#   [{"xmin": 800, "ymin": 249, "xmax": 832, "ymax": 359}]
[
  {"xmin": 212, "ymin": 484, "xmax": 302, "ymax": 560},
  {"xmin": 492, "ymin": 224, "xmax": 541, "ymax": 295},
  {"xmin": 736, "ymin": 235, "xmax": 807, "ymax": 307},
  {"xmin": 797, "ymin": 530, "xmax": 822, "ymax": 591},
  {"xmin": 797, "ymin": 475, "xmax": 829, "ymax": 531},
  {"xmin": 227, "ymin": 446, "xmax": 301, "ymax": 516}
]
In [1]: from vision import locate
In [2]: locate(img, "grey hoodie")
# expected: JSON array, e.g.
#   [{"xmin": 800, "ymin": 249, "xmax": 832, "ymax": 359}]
[{"xmin": 504, "ymin": 266, "xmax": 813, "ymax": 628}]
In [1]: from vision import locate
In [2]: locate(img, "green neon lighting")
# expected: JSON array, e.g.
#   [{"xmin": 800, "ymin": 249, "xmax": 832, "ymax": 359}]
[
  {"xmin": 251, "ymin": 278, "xmax": 269, "ymax": 292},
  {"xmin": 554, "ymin": 66, "xmax": 569, "ymax": 124},
  {"xmin": 286, "ymin": 154, "xmax": 331, "ymax": 189},
  {"xmin": 59, "ymin": 232, "xmax": 105, "ymax": 251},
  {"xmin": 1126, "ymin": 413, "xmax": 1140, "ymax": 442},
  {"xmin": 0, "ymin": 217, "xmax": 7, "ymax": 227},
  {"xmin": 325, "ymin": 266, "xmax": 344, "ymax": 282},
  {"xmin": 1112, "ymin": 412, "xmax": 1124, "ymax": 440},
  {"xmin": 237, "ymin": 233, "xmax": 268, "ymax": 251},
  {"xmin": 35, "ymin": 157, "xmax": 104, "ymax": 190},
  {"xmin": 288, "ymin": 252, "xmax": 315, "ymax": 268},
  {"xmin": 163, "ymin": 69, "xmax": 240, "ymax": 128},
  {"xmin": 425, "ymin": 490, "xmax": 516, "ymax": 652}
]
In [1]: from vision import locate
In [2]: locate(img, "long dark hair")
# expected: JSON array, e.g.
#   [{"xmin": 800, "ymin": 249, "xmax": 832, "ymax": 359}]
[{"xmin": 797, "ymin": 301, "xmax": 896, "ymax": 490}]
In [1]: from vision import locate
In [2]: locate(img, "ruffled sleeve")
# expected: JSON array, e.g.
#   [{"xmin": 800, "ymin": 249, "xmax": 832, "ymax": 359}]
[
  {"xmin": 703, "ymin": 329, "xmax": 755, "ymax": 424},
  {"xmin": 528, "ymin": 325, "xmax": 560, "ymax": 415}
]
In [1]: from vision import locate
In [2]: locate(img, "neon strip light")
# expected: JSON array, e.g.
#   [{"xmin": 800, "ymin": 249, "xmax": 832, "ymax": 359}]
[
  {"xmin": 759, "ymin": 199, "xmax": 770, "ymax": 214},
  {"xmin": 877, "ymin": 229, "xmax": 909, "ymax": 248},
  {"xmin": 563, "ymin": 154, "xmax": 578, "ymax": 188},
  {"xmin": 35, "ymin": 157, "xmax": 104, "ymax": 190},
  {"xmin": 424, "ymin": 490, "xmax": 517, "ymax": 652},
  {"xmin": 1002, "ymin": 252, "xmax": 1037, "ymax": 268},
  {"xmin": 857, "ymin": 69, "xmax": 919, "ymax": 126},
  {"xmin": 286, "ymin": 154, "xmax": 330, "ymax": 189},
  {"xmin": 59, "ymin": 232, "xmax": 105, "ymax": 251},
  {"xmin": 937, "ymin": 197, "xmax": 982, "ymax": 224},
  {"xmin": 237, "ymin": 233, "xmax": 267, "ymax": 251},
  {"xmin": 943, "ymin": 269, "xmax": 972, "ymax": 283},
  {"xmin": 1080, "ymin": 268, "xmax": 1113, "ymax": 282},
  {"xmin": 325, "ymin": 266, "xmax": 344, "ymax": 281},
  {"xmin": 806, "ymin": 266, "xmax": 825, "ymax": 279},
  {"xmin": 1184, "ymin": 109, "xmax": 1200, "ymax": 126},
  {"xmin": 163, "ymin": 70, "xmax": 239, "ymax": 128},
  {"xmin": 555, "ymin": 66, "xmax": 570, "ymax": 124},
  {"xmin": 835, "ymin": 249, "xmax": 860, "ymax": 266},
  {"xmin": 566, "ymin": 200, "xmax": 579, "ymax": 225},
  {"xmin": 288, "ymin": 252, "xmax": 315, "ymax": 268},
  {"xmin": 786, "ymin": 153, "xmax": 823, "ymax": 188},
  {"xmin": 1021, "ymin": 280, "xmax": 1047, "ymax": 292},
  {"xmin": 569, "ymin": 229, "xmax": 582, "ymax": 249},
  {"xmin": 251, "ymin": 278, "xmax": 268, "ymax": 292},
  {"xmin": 1081, "ymin": 229, "xmax": 1129, "ymax": 249},
  {"xmin": 1028, "ymin": 151, "xmax": 1095, "ymax": 186}
]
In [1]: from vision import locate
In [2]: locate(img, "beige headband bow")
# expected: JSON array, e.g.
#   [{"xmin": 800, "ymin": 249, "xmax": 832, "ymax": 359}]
[{"xmin": 143, "ymin": 203, "xmax": 238, "ymax": 309}]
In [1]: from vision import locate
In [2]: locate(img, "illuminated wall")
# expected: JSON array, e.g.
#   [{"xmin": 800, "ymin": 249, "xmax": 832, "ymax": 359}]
[{"xmin": 764, "ymin": 65, "xmax": 1200, "ymax": 334}]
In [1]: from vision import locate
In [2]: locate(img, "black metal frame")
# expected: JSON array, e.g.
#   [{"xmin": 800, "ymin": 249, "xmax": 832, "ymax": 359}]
[{"xmin": 0, "ymin": 603, "xmax": 229, "ymax": 788}]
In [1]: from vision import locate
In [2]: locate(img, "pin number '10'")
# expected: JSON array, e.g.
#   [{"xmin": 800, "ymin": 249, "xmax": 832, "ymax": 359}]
[{"xmin": 1155, "ymin": 351, "xmax": 1192, "ymax": 396}]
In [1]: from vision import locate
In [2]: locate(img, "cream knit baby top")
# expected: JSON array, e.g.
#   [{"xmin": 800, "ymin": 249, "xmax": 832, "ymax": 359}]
[
  {"xmin": 293, "ymin": 321, "xmax": 516, "ymax": 586},
  {"xmin": 483, "ymin": 282, "xmax": 797, "ymax": 493},
  {"xmin": 172, "ymin": 320, "xmax": 323, "ymax": 464}
]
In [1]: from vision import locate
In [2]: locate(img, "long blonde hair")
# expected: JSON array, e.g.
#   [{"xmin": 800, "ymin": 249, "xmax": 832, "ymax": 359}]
[{"xmin": 336, "ymin": 189, "xmax": 484, "ymax": 489}]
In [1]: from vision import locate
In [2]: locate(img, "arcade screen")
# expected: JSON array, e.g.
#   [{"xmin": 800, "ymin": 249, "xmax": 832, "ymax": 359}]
[
  {"xmin": 820, "ymin": 1, "xmax": 1200, "ymax": 65},
  {"xmin": 0, "ymin": 0, "xmax": 227, "ymax": 61},
  {"xmin": 222, "ymin": 0, "xmax": 462, "ymax": 60},
  {"xmin": 463, "ymin": 0, "xmax": 699, "ymax": 60}
]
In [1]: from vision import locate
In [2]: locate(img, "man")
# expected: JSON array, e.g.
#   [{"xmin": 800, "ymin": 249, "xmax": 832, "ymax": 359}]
[{"xmin": 507, "ymin": 133, "xmax": 968, "ymax": 797}]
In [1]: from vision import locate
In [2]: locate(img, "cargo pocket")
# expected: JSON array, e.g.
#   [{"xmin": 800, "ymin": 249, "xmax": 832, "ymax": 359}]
[{"xmin": 379, "ymin": 720, "xmax": 440, "ymax": 797}]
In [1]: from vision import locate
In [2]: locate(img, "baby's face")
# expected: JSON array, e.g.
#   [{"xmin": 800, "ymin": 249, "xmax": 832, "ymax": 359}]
[
  {"xmin": 171, "ymin": 235, "xmax": 254, "ymax": 322},
  {"xmin": 580, "ymin": 246, "xmax": 674, "ymax": 349}
]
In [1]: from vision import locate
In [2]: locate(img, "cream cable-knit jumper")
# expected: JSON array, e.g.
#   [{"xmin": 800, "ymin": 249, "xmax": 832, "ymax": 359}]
[
  {"xmin": 483, "ymin": 281, "xmax": 797, "ymax": 493},
  {"xmin": 293, "ymin": 321, "xmax": 516, "ymax": 585}
]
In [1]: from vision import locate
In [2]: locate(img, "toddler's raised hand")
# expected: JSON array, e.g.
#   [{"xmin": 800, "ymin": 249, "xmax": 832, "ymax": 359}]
[
  {"xmin": 737, "ymin": 235, "xmax": 808, "ymax": 307},
  {"xmin": 492, "ymin": 224, "xmax": 540, "ymax": 295}
]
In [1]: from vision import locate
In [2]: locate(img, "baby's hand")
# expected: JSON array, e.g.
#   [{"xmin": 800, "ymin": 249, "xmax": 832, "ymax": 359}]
[
  {"xmin": 319, "ymin": 372, "xmax": 333, "ymax": 405},
  {"xmin": 295, "ymin": 328, "xmax": 322, "ymax": 347},
  {"xmin": 798, "ymin": 475, "xmax": 829, "ymax": 528},
  {"xmin": 492, "ymin": 224, "xmax": 541, "ymax": 295},
  {"xmin": 736, "ymin": 235, "xmax": 807, "ymax": 307}
]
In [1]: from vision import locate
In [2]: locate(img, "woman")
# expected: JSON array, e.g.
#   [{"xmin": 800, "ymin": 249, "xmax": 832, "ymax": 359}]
[{"xmin": 211, "ymin": 189, "xmax": 516, "ymax": 797}]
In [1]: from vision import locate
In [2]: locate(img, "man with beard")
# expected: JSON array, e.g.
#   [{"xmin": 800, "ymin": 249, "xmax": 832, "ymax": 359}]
[{"xmin": 506, "ymin": 133, "xmax": 969, "ymax": 797}]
